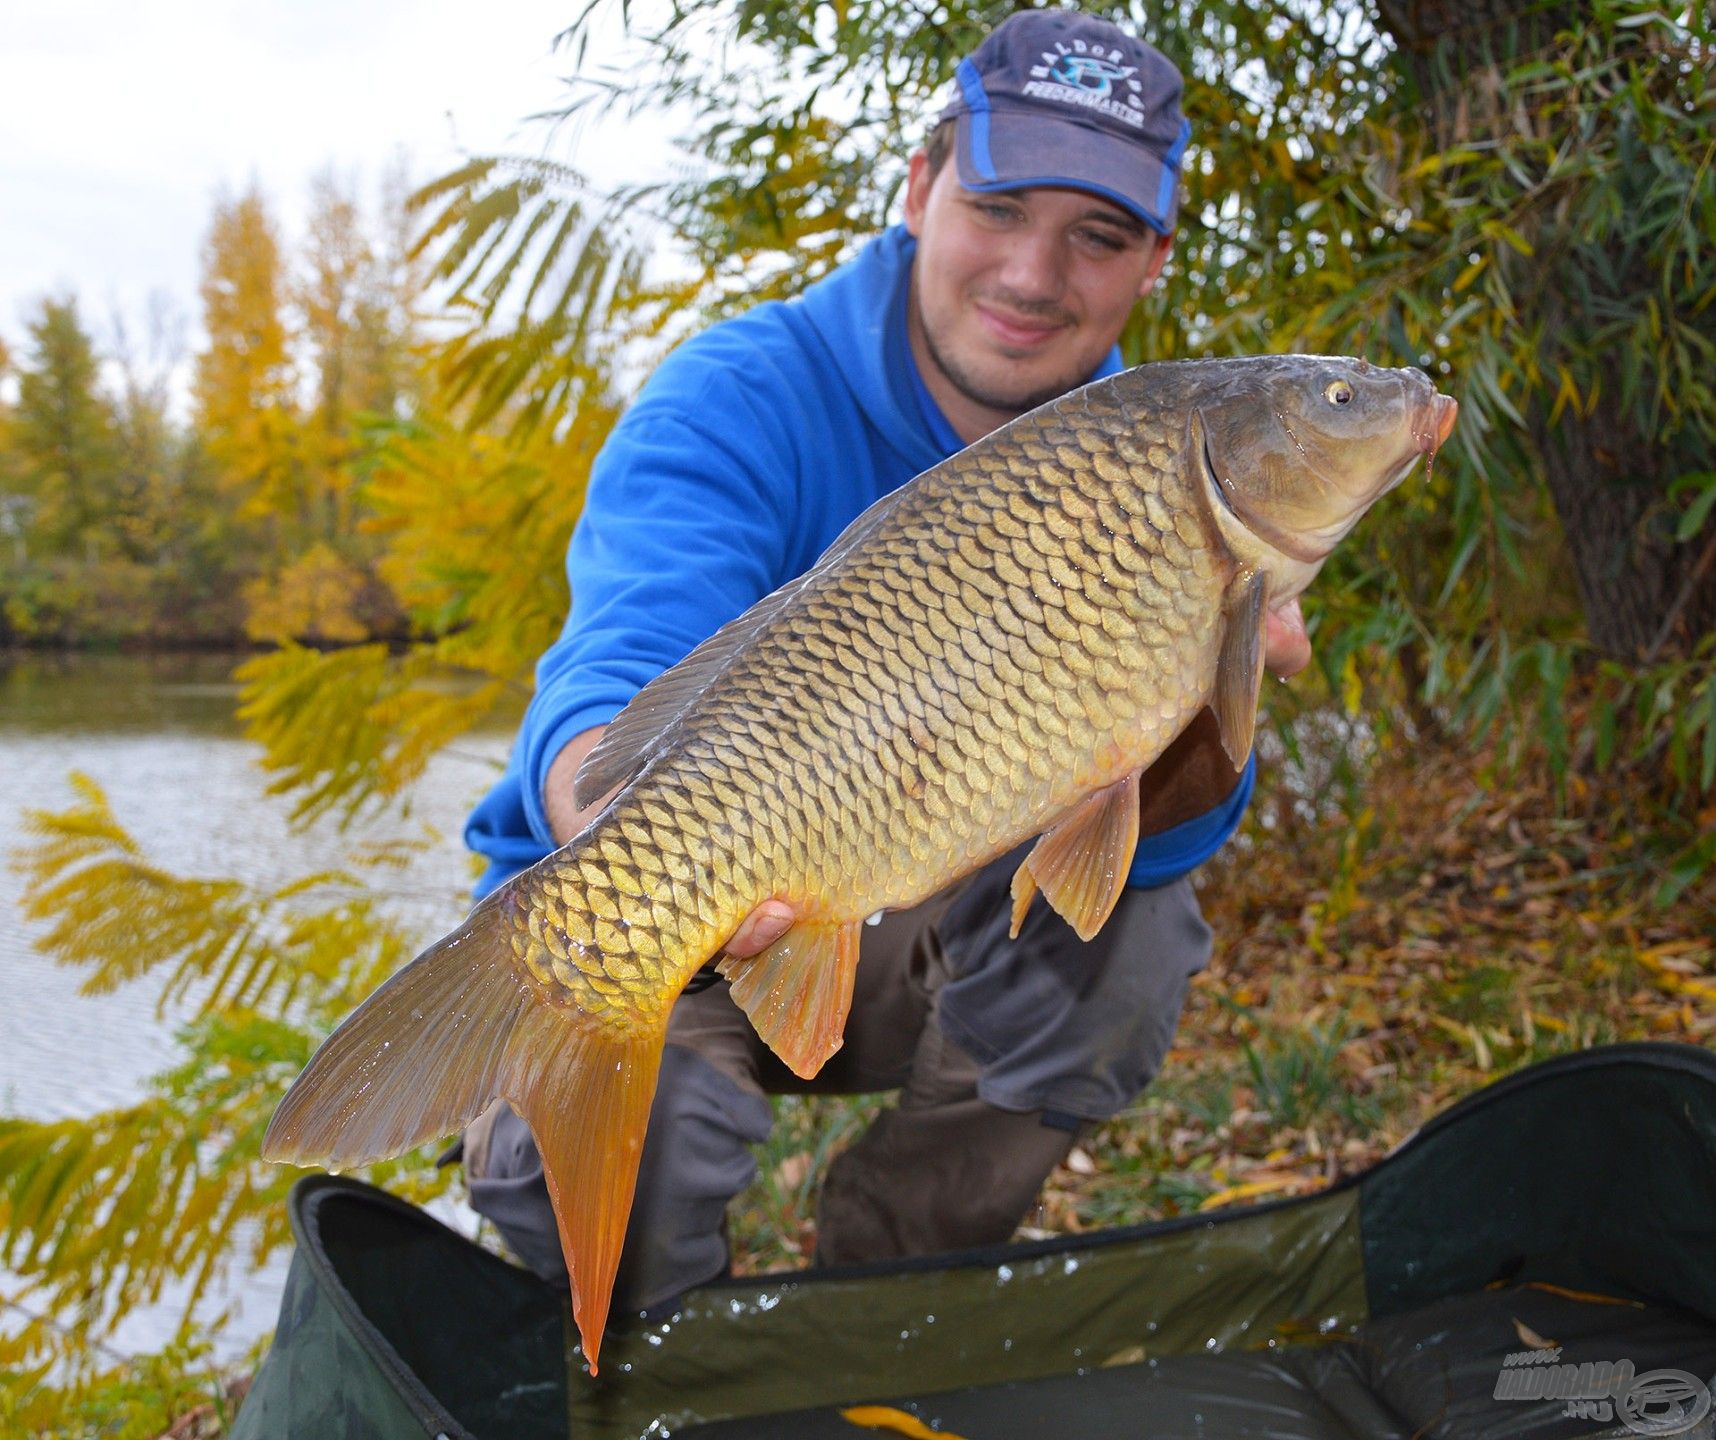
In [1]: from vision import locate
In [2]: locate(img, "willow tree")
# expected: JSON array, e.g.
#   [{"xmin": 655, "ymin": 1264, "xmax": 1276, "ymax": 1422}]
[{"xmin": 1377, "ymin": 0, "xmax": 1715, "ymax": 662}]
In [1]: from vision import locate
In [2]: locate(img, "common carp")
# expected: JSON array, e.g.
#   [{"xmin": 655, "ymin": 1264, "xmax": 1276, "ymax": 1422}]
[{"xmin": 264, "ymin": 355, "xmax": 1457, "ymax": 1369}]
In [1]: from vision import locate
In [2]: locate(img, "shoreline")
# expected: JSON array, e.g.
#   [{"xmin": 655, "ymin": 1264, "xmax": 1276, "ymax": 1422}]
[{"xmin": 0, "ymin": 630, "xmax": 418, "ymax": 659}]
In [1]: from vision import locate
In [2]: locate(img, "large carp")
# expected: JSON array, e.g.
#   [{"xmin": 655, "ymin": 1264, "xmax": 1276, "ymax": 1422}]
[{"xmin": 264, "ymin": 355, "xmax": 1457, "ymax": 1369}]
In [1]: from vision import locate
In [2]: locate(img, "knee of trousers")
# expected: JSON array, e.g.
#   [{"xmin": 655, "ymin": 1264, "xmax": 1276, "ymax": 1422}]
[
  {"xmin": 465, "ymin": 1043, "xmax": 773, "ymax": 1314},
  {"xmin": 936, "ymin": 871, "xmax": 1213, "ymax": 1121}
]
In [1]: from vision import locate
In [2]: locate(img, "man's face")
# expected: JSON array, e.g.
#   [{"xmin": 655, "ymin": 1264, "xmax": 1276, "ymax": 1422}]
[{"xmin": 903, "ymin": 150, "xmax": 1173, "ymax": 421}]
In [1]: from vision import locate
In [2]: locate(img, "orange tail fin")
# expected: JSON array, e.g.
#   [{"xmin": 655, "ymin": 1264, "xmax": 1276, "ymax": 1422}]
[
  {"xmin": 504, "ymin": 1006, "xmax": 663, "ymax": 1369},
  {"xmin": 261, "ymin": 888, "xmax": 668, "ymax": 1372}
]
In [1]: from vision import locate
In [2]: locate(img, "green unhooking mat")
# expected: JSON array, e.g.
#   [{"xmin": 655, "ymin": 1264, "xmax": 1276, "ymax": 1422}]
[{"xmin": 229, "ymin": 1042, "xmax": 1716, "ymax": 1439}]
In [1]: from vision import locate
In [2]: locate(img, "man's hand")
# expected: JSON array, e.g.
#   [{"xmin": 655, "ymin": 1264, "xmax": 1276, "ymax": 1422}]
[
  {"xmin": 545, "ymin": 726, "xmax": 614, "ymax": 845},
  {"xmin": 1265, "ymin": 598, "xmax": 1311, "ymax": 680},
  {"xmin": 723, "ymin": 902, "xmax": 796, "ymax": 959},
  {"xmin": 553, "ymin": 600, "xmax": 1314, "ymax": 964}
]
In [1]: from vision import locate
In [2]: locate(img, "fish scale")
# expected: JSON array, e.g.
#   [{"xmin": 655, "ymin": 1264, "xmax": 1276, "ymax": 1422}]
[{"xmin": 263, "ymin": 355, "xmax": 1457, "ymax": 1371}]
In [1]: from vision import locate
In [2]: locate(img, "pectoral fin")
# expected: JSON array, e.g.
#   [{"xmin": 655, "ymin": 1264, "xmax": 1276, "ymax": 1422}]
[
  {"xmin": 717, "ymin": 920, "xmax": 862, "ymax": 1079},
  {"xmin": 1009, "ymin": 770, "xmax": 1142, "ymax": 943},
  {"xmin": 1213, "ymin": 569, "xmax": 1268, "ymax": 770},
  {"xmin": 1009, "ymin": 866, "xmax": 1038, "ymax": 939}
]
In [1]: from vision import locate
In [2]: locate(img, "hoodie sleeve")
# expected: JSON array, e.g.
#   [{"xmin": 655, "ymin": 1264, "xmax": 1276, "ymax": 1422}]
[
  {"xmin": 1124, "ymin": 751, "xmax": 1255, "ymax": 888},
  {"xmin": 511, "ymin": 342, "xmax": 804, "ymax": 851}
]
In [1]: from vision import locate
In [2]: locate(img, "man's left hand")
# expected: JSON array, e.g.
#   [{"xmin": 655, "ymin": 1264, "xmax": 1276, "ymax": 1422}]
[{"xmin": 1265, "ymin": 598, "xmax": 1311, "ymax": 679}]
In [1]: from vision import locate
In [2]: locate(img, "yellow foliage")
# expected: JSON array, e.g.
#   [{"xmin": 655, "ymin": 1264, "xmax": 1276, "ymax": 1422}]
[
  {"xmin": 0, "ymin": 1326, "xmax": 234, "ymax": 1439},
  {"xmin": 192, "ymin": 188, "xmax": 301, "ymax": 529},
  {"xmin": 235, "ymin": 387, "xmax": 619, "ymax": 824},
  {"xmin": 2, "ymin": 776, "xmax": 457, "ymax": 1377},
  {"xmin": 240, "ymin": 541, "xmax": 371, "ymax": 646}
]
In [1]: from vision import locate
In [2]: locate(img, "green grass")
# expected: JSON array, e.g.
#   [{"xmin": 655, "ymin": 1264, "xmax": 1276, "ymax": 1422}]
[{"xmin": 728, "ymin": 1092, "xmax": 884, "ymax": 1273}]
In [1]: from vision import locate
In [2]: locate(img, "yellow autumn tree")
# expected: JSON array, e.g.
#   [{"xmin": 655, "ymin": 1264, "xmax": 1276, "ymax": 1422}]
[
  {"xmin": 193, "ymin": 186, "xmax": 302, "ymax": 542},
  {"xmin": 240, "ymin": 171, "xmax": 423, "ymax": 646},
  {"xmin": 297, "ymin": 167, "xmax": 419, "ymax": 544},
  {"xmin": 192, "ymin": 174, "xmax": 427, "ymax": 645}
]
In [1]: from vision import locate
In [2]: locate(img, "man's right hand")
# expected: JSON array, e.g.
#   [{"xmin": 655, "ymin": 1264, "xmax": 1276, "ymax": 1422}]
[{"xmin": 545, "ymin": 725, "xmax": 615, "ymax": 845}]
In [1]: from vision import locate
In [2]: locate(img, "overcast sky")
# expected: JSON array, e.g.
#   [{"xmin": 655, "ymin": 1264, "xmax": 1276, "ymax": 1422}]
[{"xmin": 0, "ymin": 1, "xmax": 678, "ymax": 376}]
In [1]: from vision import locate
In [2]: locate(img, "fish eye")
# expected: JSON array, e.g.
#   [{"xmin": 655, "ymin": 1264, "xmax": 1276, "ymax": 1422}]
[{"xmin": 1325, "ymin": 380, "xmax": 1354, "ymax": 406}]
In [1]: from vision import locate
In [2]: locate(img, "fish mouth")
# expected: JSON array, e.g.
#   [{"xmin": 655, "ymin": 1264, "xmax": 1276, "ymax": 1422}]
[
  {"xmin": 1423, "ymin": 393, "xmax": 1459, "ymax": 454},
  {"xmin": 1199, "ymin": 416, "xmax": 1328, "ymax": 565},
  {"xmin": 1358, "ymin": 388, "xmax": 1457, "ymax": 505}
]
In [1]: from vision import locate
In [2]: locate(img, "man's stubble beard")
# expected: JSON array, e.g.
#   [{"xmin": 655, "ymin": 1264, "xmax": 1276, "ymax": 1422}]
[{"xmin": 919, "ymin": 311, "xmax": 1093, "ymax": 420}]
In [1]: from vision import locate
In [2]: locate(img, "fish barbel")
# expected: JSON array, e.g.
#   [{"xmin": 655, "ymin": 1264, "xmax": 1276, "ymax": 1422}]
[{"xmin": 264, "ymin": 355, "xmax": 1457, "ymax": 1369}]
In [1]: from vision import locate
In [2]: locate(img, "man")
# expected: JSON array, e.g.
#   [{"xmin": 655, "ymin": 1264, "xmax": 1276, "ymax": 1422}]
[{"xmin": 461, "ymin": 9, "xmax": 1309, "ymax": 1321}]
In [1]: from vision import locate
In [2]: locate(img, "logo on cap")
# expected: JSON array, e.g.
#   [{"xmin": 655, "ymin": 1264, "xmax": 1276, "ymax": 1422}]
[{"xmin": 1024, "ymin": 41, "xmax": 1147, "ymax": 127}]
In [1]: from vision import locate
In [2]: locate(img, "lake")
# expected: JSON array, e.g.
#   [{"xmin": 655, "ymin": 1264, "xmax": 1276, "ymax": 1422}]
[{"xmin": 0, "ymin": 651, "xmax": 515, "ymax": 1360}]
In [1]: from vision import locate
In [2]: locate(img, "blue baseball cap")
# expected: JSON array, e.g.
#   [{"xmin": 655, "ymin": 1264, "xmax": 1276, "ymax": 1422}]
[{"xmin": 938, "ymin": 10, "xmax": 1191, "ymax": 235}]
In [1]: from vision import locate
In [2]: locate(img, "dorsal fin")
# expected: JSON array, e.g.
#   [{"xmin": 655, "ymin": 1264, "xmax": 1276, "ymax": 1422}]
[
  {"xmin": 572, "ymin": 483, "xmax": 911, "ymax": 808},
  {"xmin": 572, "ymin": 578, "xmax": 806, "ymax": 807}
]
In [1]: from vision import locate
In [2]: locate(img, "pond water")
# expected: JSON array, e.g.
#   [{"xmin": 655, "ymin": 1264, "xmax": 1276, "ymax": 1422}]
[{"xmin": 0, "ymin": 652, "xmax": 518, "ymax": 1360}]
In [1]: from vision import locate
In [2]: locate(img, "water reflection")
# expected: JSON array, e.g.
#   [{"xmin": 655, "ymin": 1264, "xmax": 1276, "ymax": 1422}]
[{"xmin": 2, "ymin": 651, "xmax": 249, "ymax": 735}]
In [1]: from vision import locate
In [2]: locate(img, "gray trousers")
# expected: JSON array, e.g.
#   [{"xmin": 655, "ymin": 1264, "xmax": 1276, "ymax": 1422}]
[{"xmin": 463, "ymin": 845, "xmax": 1212, "ymax": 1314}]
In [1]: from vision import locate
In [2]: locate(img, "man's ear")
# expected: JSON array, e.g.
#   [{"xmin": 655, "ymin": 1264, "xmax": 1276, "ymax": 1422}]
[
  {"xmin": 1139, "ymin": 230, "xmax": 1175, "ymax": 297},
  {"xmin": 903, "ymin": 151, "xmax": 933, "ymax": 238}
]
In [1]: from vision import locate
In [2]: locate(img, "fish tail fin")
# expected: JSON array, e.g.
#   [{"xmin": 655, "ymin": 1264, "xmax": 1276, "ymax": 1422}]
[
  {"xmin": 507, "ymin": 1006, "xmax": 665, "ymax": 1372},
  {"xmin": 262, "ymin": 891, "xmax": 533, "ymax": 1171},
  {"xmin": 262, "ymin": 887, "xmax": 669, "ymax": 1373}
]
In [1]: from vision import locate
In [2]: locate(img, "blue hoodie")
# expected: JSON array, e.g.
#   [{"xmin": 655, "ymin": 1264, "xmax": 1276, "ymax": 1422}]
[{"xmin": 465, "ymin": 224, "xmax": 1255, "ymax": 897}]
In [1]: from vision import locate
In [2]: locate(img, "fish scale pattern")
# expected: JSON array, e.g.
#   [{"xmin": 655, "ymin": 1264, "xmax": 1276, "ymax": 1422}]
[{"xmin": 502, "ymin": 381, "xmax": 1230, "ymax": 1028}]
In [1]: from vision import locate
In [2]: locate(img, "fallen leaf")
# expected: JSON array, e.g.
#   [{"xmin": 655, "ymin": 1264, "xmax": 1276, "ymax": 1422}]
[
  {"xmin": 1199, "ymin": 1174, "xmax": 1305, "ymax": 1210},
  {"xmin": 774, "ymin": 1152, "xmax": 811, "ymax": 1191},
  {"xmin": 1522, "ymin": 1282, "xmax": 1643, "ymax": 1308},
  {"xmin": 1513, "ymin": 1318, "xmax": 1559, "ymax": 1350},
  {"xmin": 841, "ymin": 1406, "xmax": 971, "ymax": 1439}
]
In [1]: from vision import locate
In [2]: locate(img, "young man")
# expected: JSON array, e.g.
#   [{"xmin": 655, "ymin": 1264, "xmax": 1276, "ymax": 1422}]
[{"xmin": 461, "ymin": 10, "xmax": 1309, "ymax": 1319}]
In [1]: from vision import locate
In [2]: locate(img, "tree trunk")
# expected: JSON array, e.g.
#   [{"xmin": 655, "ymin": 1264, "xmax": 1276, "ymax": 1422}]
[
  {"xmin": 1376, "ymin": 0, "xmax": 1716, "ymax": 663},
  {"xmin": 1531, "ymin": 394, "xmax": 1716, "ymax": 664}
]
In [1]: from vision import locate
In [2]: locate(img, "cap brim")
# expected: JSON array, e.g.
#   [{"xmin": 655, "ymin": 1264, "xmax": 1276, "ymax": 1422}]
[{"xmin": 954, "ymin": 108, "xmax": 1179, "ymax": 234}]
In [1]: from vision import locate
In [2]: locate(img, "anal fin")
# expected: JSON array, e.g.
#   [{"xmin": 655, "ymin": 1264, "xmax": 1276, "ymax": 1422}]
[
  {"xmin": 1009, "ymin": 771, "xmax": 1142, "ymax": 943},
  {"xmin": 716, "ymin": 920, "xmax": 861, "ymax": 1079},
  {"xmin": 1214, "ymin": 569, "xmax": 1268, "ymax": 770}
]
